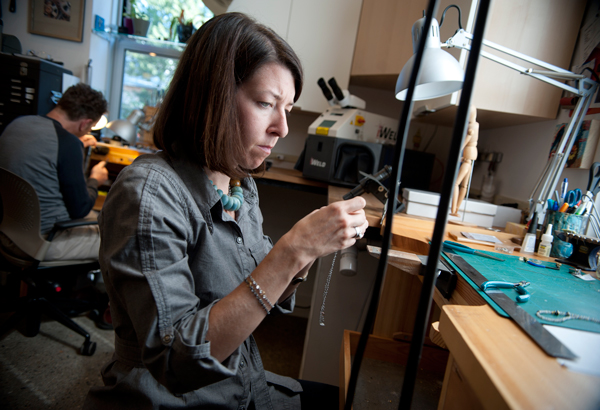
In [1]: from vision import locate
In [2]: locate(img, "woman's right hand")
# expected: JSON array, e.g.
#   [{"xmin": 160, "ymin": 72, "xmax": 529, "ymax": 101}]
[{"xmin": 283, "ymin": 196, "xmax": 369, "ymax": 264}]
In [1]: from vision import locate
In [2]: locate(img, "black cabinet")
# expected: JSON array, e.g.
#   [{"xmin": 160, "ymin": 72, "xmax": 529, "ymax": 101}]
[{"xmin": 0, "ymin": 53, "xmax": 73, "ymax": 134}]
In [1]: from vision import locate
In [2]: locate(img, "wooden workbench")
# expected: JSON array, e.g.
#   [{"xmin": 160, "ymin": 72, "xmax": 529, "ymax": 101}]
[
  {"xmin": 439, "ymin": 304, "xmax": 600, "ymax": 409},
  {"xmin": 365, "ymin": 212, "xmax": 600, "ymax": 409}
]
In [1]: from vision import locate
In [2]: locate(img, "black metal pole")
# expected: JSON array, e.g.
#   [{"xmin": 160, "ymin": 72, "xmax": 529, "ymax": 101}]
[
  {"xmin": 343, "ymin": 0, "xmax": 441, "ymax": 408},
  {"xmin": 398, "ymin": 0, "xmax": 491, "ymax": 408}
]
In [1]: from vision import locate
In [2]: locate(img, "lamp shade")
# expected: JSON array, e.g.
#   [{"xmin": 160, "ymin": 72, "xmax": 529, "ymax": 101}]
[
  {"xmin": 106, "ymin": 120, "xmax": 136, "ymax": 145},
  {"xmin": 395, "ymin": 17, "xmax": 464, "ymax": 101}
]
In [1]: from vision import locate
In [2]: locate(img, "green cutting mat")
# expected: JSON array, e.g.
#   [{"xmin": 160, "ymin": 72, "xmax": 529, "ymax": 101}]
[{"xmin": 442, "ymin": 251, "xmax": 600, "ymax": 333}]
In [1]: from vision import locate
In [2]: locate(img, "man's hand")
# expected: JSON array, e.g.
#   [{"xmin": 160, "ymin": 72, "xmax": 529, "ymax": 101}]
[
  {"xmin": 90, "ymin": 161, "xmax": 108, "ymax": 186},
  {"xmin": 79, "ymin": 135, "xmax": 98, "ymax": 148}
]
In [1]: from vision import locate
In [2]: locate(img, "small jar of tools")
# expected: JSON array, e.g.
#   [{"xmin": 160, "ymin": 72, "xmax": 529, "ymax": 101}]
[{"xmin": 545, "ymin": 210, "xmax": 588, "ymax": 258}]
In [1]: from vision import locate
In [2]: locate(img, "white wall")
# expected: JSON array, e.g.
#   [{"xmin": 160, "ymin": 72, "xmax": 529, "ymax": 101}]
[
  {"xmin": 88, "ymin": 1, "xmax": 116, "ymax": 97},
  {"xmin": 1, "ymin": 0, "xmax": 115, "ymax": 96},
  {"xmin": 474, "ymin": 111, "xmax": 600, "ymax": 206}
]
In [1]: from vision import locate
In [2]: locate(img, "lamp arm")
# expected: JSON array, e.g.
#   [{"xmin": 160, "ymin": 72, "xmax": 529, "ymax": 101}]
[
  {"xmin": 444, "ymin": 29, "xmax": 592, "ymax": 96},
  {"xmin": 444, "ymin": 28, "xmax": 600, "ymax": 222},
  {"xmin": 530, "ymin": 90, "xmax": 596, "ymax": 219}
]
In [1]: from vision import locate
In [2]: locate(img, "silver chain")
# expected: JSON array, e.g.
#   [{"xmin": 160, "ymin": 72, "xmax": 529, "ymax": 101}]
[
  {"xmin": 319, "ymin": 251, "xmax": 338, "ymax": 326},
  {"xmin": 536, "ymin": 310, "xmax": 600, "ymax": 324}
]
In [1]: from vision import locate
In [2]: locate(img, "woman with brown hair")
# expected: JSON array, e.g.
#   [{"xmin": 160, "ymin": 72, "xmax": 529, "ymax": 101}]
[{"xmin": 84, "ymin": 12, "xmax": 368, "ymax": 410}]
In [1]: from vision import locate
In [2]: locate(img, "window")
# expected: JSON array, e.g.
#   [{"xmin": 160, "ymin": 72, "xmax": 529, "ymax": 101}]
[
  {"xmin": 109, "ymin": 1, "xmax": 214, "ymax": 122},
  {"xmin": 120, "ymin": 50, "xmax": 177, "ymax": 119},
  {"xmin": 108, "ymin": 39, "xmax": 182, "ymax": 123},
  {"xmin": 125, "ymin": 0, "xmax": 214, "ymax": 41}
]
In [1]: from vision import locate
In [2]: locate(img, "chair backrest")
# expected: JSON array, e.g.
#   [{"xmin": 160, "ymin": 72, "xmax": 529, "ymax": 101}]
[{"xmin": 0, "ymin": 167, "xmax": 50, "ymax": 261}]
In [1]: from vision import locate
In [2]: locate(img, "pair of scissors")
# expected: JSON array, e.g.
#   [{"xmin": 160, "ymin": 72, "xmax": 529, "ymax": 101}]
[
  {"xmin": 442, "ymin": 241, "xmax": 505, "ymax": 262},
  {"xmin": 565, "ymin": 188, "xmax": 582, "ymax": 207}
]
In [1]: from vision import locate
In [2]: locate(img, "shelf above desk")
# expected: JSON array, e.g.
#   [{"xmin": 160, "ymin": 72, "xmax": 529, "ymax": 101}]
[{"xmin": 91, "ymin": 29, "xmax": 185, "ymax": 51}]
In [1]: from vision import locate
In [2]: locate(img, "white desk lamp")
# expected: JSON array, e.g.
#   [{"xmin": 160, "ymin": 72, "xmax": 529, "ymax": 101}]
[
  {"xmin": 105, "ymin": 109, "xmax": 145, "ymax": 146},
  {"xmin": 395, "ymin": 15, "xmax": 464, "ymax": 101},
  {"xmin": 396, "ymin": 11, "xmax": 598, "ymax": 223}
]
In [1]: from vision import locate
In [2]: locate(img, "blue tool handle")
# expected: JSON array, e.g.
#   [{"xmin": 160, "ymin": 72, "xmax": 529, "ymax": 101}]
[
  {"xmin": 481, "ymin": 281, "xmax": 514, "ymax": 291},
  {"xmin": 482, "ymin": 281, "xmax": 531, "ymax": 302},
  {"xmin": 515, "ymin": 285, "xmax": 530, "ymax": 303},
  {"xmin": 527, "ymin": 260, "xmax": 545, "ymax": 268}
]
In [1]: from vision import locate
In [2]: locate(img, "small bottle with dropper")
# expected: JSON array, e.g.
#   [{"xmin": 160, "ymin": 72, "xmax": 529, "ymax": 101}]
[
  {"xmin": 522, "ymin": 212, "xmax": 538, "ymax": 254},
  {"xmin": 537, "ymin": 224, "xmax": 553, "ymax": 257}
]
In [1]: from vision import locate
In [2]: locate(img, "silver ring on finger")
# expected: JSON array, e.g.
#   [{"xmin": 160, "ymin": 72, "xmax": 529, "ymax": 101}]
[{"xmin": 354, "ymin": 226, "xmax": 363, "ymax": 239}]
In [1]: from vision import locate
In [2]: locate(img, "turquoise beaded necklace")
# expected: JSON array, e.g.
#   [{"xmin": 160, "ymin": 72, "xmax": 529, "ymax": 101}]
[{"xmin": 210, "ymin": 179, "xmax": 244, "ymax": 211}]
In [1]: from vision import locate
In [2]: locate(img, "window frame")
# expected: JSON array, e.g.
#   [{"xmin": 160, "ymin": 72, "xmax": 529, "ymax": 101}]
[{"xmin": 108, "ymin": 38, "xmax": 183, "ymax": 121}]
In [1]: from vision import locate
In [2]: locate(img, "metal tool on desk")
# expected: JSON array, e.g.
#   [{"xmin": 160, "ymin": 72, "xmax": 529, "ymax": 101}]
[
  {"xmin": 442, "ymin": 240, "xmax": 505, "ymax": 262},
  {"xmin": 586, "ymin": 162, "xmax": 600, "ymax": 196},
  {"xmin": 445, "ymin": 252, "xmax": 577, "ymax": 360},
  {"xmin": 571, "ymin": 163, "xmax": 600, "ymax": 236},
  {"xmin": 481, "ymin": 280, "xmax": 531, "ymax": 303},
  {"xmin": 576, "ymin": 162, "xmax": 600, "ymax": 216},
  {"xmin": 519, "ymin": 257, "xmax": 560, "ymax": 270}
]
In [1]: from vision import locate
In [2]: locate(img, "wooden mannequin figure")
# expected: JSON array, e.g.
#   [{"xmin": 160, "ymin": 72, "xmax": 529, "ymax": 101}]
[{"xmin": 451, "ymin": 105, "xmax": 479, "ymax": 216}]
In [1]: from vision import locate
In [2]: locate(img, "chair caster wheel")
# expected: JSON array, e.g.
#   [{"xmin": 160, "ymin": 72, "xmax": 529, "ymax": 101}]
[{"xmin": 81, "ymin": 340, "xmax": 97, "ymax": 356}]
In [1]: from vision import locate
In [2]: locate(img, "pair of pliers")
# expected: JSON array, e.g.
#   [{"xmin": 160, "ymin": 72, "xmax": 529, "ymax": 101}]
[
  {"xmin": 481, "ymin": 280, "xmax": 531, "ymax": 303},
  {"xmin": 442, "ymin": 241, "xmax": 505, "ymax": 262}
]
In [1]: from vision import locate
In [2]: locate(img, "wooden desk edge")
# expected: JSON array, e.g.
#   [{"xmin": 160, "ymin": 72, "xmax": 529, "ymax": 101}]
[
  {"xmin": 439, "ymin": 304, "xmax": 600, "ymax": 410},
  {"xmin": 254, "ymin": 167, "xmax": 328, "ymax": 189}
]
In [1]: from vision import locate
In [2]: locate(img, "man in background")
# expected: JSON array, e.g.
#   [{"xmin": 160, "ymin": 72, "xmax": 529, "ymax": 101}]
[{"xmin": 0, "ymin": 83, "xmax": 108, "ymax": 261}]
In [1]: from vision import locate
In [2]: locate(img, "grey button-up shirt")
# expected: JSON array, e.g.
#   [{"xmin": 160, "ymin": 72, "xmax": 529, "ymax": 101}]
[{"xmin": 84, "ymin": 152, "xmax": 302, "ymax": 409}]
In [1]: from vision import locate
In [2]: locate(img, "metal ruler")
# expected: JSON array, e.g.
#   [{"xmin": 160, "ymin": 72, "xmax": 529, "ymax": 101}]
[{"xmin": 444, "ymin": 252, "xmax": 577, "ymax": 360}]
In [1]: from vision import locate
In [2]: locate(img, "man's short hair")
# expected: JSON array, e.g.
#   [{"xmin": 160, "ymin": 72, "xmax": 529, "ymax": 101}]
[{"xmin": 57, "ymin": 83, "xmax": 107, "ymax": 123}]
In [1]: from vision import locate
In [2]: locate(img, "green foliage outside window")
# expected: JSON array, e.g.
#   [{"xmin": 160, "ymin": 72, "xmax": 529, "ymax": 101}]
[{"xmin": 130, "ymin": 0, "xmax": 214, "ymax": 41}]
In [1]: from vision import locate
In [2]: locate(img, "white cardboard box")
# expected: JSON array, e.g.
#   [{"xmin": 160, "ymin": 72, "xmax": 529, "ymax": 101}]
[
  {"xmin": 402, "ymin": 188, "xmax": 498, "ymax": 228},
  {"xmin": 493, "ymin": 205, "xmax": 523, "ymax": 229}
]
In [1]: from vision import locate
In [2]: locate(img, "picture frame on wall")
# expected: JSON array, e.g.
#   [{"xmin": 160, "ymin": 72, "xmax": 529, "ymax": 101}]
[{"xmin": 28, "ymin": 0, "xmax": 86, "ymax": 42}]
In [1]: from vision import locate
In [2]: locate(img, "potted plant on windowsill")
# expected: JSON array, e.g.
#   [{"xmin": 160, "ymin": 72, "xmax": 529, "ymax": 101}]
[
  {"xmin": 125, "ymin": 0, "xmax": 151, "ymax": 37},
  {"xmin": 170, "ymin": 10, "xmax": 196, "ymax": 43}
]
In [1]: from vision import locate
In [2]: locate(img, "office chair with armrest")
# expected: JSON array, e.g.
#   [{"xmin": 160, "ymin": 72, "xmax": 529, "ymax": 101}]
[{"xmin": 0, "ymin": 167, "xmax": 99, "ymax": 355}]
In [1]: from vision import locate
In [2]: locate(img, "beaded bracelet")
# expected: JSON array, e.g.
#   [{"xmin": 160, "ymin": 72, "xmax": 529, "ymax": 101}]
[{"xmin": 245, "ymin": 275, "xmax": 274, "ymax": 314}]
